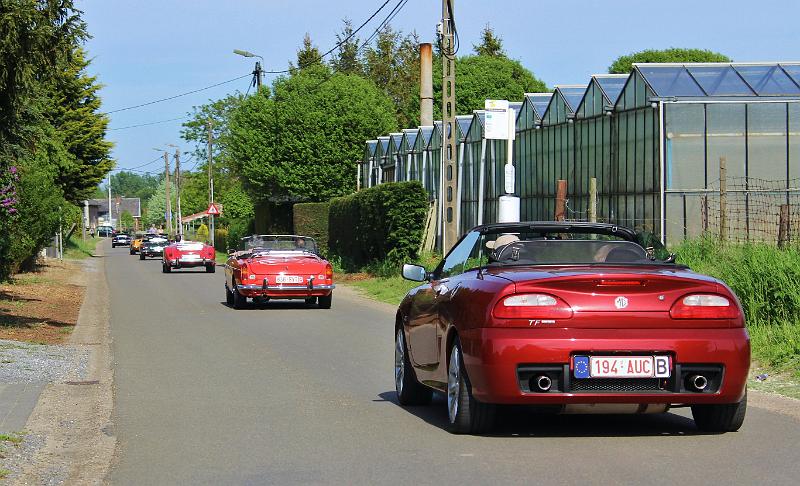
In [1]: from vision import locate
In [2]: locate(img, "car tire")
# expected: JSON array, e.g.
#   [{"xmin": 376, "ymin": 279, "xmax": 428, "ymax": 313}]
[
  {"xmin": 395, "ymin": 328, "xmax": 433, "ymax": 406},
  {"xmin": 112, "ymin": 244, "xmax": 116, "ymax": 248},
  {"xmin": 232, "ymin": 284, "xmax": 246, "ymax": 310},
  {"xmin": 129, "ymin": 249, "xmax": 135, "ymax": 255},
  {"xmin": 139, "ymin": 253, "xmax": 145, "ymax": 260},
  {"xmin": 318, "ymin": 293, "xmax": 332, "ymax": 309},
  {"xmin": 206, "ymin": 264, "xmax": 215, "ymax": 273},
  {"xmin": 447, "ymin": 339, "xmax": 495, "ymax": 435},
  {"xmin": 162, "ymin": 263, "xmax": 171, "ymax": 273},
  {"xmin": 304, "ymin": 297, "xmax": 317, "ymax": 306},
  {"xmin": 225, "ymin": 285, "xmax": 234, "ymax": 306},
  {"xmin": 691, "ymin": 388, "xmax": 747, "ymax": 433}
]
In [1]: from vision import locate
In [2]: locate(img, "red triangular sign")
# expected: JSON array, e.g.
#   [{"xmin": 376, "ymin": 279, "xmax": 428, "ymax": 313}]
[{"xmin": 206, "ymin": 203, "xmax": 220, "ymax": 215}]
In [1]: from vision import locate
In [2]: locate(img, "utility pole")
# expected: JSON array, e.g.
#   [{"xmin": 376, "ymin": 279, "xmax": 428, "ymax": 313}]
[
  {"xmin": 441, "ymin": 0, "xmax": 457, "ymax": 252},
  {"xmin": 174, "ymin": 148, "xmax": 183, "ymax": 240},
  {"xmin": 207, "ymin": 119, "xmax": 215, "ymax": 247},
  {"xmin": 164, "ymin": 151, "xmax": 172, "ymax": 236},
  {"xmin": 255, "ymin": 61, "xmax": 263, "ymax": 90},
  {"xmin": 107, "ymin": 173, "xmax": 112, "ymax": 228}
]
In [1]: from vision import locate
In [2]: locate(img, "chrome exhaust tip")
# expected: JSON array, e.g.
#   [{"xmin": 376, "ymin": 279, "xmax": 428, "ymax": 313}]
[
  {"xmin": 535, "ymin": 375, "xmax": 552, "ymax": 392},
  {"xmin": 689, "ymin": 374, "xmax": 708, "ymax": 391}
]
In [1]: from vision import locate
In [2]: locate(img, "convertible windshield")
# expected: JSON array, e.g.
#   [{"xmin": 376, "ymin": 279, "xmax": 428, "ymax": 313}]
[{"xmin": 241, "ymin": 235, "xmax": 318, "ymax": 255}]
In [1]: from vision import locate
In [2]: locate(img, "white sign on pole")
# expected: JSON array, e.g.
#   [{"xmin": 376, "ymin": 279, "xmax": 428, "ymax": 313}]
[
  {"xmin": 504, "ymin": 164, "xmax": 515, "ymax": 194},
  {"xmin": 484, "ymin": 99, "xmax": 511, "ymax": 140}
]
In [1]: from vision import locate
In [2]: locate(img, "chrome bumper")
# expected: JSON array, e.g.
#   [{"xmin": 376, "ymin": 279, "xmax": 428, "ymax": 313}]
[{"xmin": 238, "ymin": 284, "xmax": 335, "ymax": 291}]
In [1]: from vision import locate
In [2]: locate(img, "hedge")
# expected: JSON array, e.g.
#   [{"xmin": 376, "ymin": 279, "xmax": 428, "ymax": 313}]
[
  {"xmin": 329, "ymin": 181, "xmax": 428, "ymax": 269},
  {"xmin": 293, "ymin": 202, "xmax": 330, "ymax": 256}
]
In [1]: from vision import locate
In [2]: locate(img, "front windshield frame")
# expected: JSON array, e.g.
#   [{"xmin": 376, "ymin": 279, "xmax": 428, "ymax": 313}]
[{"xmin": 240, "ymin": 235, "xmax": 319, "ymax": 255}]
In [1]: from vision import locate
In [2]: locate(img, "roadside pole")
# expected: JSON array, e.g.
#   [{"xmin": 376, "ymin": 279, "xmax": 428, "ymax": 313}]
[
  {"xmin": 485, "ymin": 100, "xmax": 519, "ymax": 223},
  {"xmin": 175, "ymin": 149, "xmax": 183, "ymax": 239},
  {"xmin": 164, "ymin": 151, "xmax": 172, "ymax": 236},
  {"xmin": 207, "ymin": 119, "xmax": 215, "ymax": 248},
  {"xmin": 440, "ymin": 0, "xmax": 457, "ymax": 252}
]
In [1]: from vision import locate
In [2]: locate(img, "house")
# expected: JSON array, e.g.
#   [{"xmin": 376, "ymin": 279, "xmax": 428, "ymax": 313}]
[{"xmin": 84, "ymin": 198, "xmax": 141, "ymax": 230}]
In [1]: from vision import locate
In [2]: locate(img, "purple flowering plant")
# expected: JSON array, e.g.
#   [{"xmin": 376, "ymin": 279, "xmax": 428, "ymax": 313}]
[{"xmin": 0, "ymin": 166, "xmax": 19, "ymax": 218}]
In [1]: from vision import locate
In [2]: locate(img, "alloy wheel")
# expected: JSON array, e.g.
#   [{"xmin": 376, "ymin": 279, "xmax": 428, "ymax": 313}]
[
  {"xmin": 447, "ymin": 345, "xmax": 461, "ymax": 423},
  {"xmin": 395, "ymin": 329, "xmax": 405, "ymax": 395}
]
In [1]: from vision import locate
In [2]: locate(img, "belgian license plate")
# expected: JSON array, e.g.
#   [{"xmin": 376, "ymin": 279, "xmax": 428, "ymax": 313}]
[
  {"xmin": 574, "ymin": 355, "xmax": 670, "ymax": 378},
  {"xmin": 276, "ymin": 275, "xmax": 303, "ymax": 284}
]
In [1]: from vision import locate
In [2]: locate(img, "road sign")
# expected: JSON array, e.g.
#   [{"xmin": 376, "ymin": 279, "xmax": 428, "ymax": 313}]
[
  {"xmin": 206, "ymin": 203, "xmax": 220, "ymax": 215},
  {"xmin": 484, "ymin": 100, "xmax": 515, "ymax": 140}
]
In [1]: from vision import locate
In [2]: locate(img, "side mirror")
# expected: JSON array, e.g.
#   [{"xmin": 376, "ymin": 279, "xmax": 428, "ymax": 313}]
[
  {"xmin": 402, "ymin": 263, "xmax": 427, "ymax": 282},
  {"xmin": 665, "ymin": 253, "xmax": 677, "ymax": 263}
]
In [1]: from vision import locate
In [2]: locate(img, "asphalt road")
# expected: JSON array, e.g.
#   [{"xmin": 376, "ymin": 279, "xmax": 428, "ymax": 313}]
[{"xmin": 104, "ymin": 242, "xmax": 800, "ymax": 485}]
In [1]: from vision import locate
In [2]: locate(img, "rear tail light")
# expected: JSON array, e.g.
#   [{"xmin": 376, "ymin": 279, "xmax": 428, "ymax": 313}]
[
  {"xmin": 670, "ymin": 294, "xmax": 740, "ymax": 319},
  {"xmin": 325, "ymin": 264, "xmax": 333, "ymax": 283},
  {"xmin": 493, "ymin": 293, "xmax": 573, "ymax": 319}
]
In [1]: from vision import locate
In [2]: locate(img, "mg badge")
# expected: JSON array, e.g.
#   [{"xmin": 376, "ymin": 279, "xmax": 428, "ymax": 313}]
[{"xmin": 615, "ymin": 296, "xmax": 629, "ymax": 309}]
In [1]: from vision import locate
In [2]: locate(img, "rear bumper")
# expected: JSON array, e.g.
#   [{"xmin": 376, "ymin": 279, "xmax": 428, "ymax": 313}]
[
  {"xmin": 237, "ymin": 284, "xmax": 334, "ymax": 298},
  {"xmin": 459, "ymin": 327, "xmax": 750, "ymax": 405},
  {"xmin": 141, "ymin": 251, "xmax": 163, "ymax": 257},
  {"xmin": 166, "ymin": 258, "xmax": 214, "ymax": 268}
]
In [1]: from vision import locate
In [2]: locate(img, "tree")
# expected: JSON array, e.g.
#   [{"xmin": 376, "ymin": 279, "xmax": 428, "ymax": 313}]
[
  {"xmin": 609, "ymin": 48, "xmax": 731, "ymax": 74},
  {"xmin": 104, "ymin": 171, "xmax": 162, "ymax": 202},
  {"xmin": 228, "ymin": 65, "xmax": 397, "ymax": 203},
  {"xmin": 293, "ymin": 33, "xmax": 322, "ymax": 71},
  {"xmin": 196, "ymin": 223, "xmax": 209, "ymax": 243},
  {"xmin": 363, "ymin": 26, "xmax": 420, "ymax": 128},
  {"xmin": 120, "ymin": 210, "xmax": 134, "ymax": 230},
  {"xmin": 331, "ymin": 19, "xmax": 363, "ymax": 76},
  {"xmin": 473, "ymin": 24, "xmax": 505, "ymax": 57},
  {"xmin": 433, "ymin": 55, "xmax": 547, "ymax": 116},
  {"xmin": 48, "ymin": 48, "xmax": 114, "ymax": 203},
  {"xmin": 143, "ymin": 178, "xmax": 176, "ymax": 228}
]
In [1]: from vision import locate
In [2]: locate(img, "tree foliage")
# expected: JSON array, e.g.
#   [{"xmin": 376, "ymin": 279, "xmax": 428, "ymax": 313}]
[
  {"xmin": 104, "ymin": 171, "xmax": 162, "ymax": 202},
  {"xmin": 433, "ymin": 54, "xmax": 547, "ymax": 116},
  {"xmin": 331, "ymin": 19, "xmax": 363, "ymax": 76},
  {"xmin": 293, "ymin": 33, "xmax": 323, "ymax": 72},
  {"xmin": 362, "ymin": 26, "xmax": 420, "ymax": 127},
  {"xmin": 228, "ymin": 65, "xmax": 397, "ymax": 203},
  {"xmin": 473, "ymin": 24, "xmax": 505, "ymax": 58},
  {"xmin": 609, "ymin": 48, "xmax": 731, "ymax": 74}
]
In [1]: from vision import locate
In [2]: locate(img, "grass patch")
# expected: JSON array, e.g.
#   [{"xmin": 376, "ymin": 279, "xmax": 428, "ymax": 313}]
[
  {"xmin": 0, "ymin": 433, "xmax": 23, "ymax": 444},
  {"xmin": 0, "ymin": 468, "xmax": 9, "ymax": 478},
  {"xmin": 336, "ymin": 252, "xmax": 441, "ymax": 306},
  {"xmin": 63, "ymin": 236, "xmax": 100, "ymax": 260}
]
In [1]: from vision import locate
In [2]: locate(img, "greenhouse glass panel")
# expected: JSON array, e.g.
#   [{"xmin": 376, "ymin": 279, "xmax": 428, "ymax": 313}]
[
  {"xmin": 559, "ymin": 86, "xmax": 586, "ymax": 112},
  {"xmin": 687, "ymin": 66, "xmax": 754, "ymax": 96},
  {"xmin": 665, "ymin": 104, "xmax": 705, "ymax": 190},
  {"xmin": 707, "ymin": 104, "xmax": 746, "ymax": 184},
  {"xmin": 748, "ymin": 103, "xmax": 788, "ymax": 183},
  {"xmin": 790, "ymin": 103, "xmax": 800, "ymax": 180},
  {"xmin": 779, "ymin": 64, "xmax": 800, "ymax": 88},
  {"xmin": 638, "ymin": 66, "xmax": 705, "ymax": 97},
  {"xmin": 735, "ymin": 65, "xmax": 800, "ymax": 96},
  {"xmin": 595, "ymin": 76, "xmax": 627, "ymax": 104}
]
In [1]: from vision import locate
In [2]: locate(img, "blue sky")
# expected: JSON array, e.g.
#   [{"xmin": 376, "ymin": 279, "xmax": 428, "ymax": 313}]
[{"xmin": 80, "ymin": 0, "xmax": 800, "ymax": 173}]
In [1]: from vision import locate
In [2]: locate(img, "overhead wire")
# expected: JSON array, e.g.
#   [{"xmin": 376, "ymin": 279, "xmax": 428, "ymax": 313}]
[{"xmin": 107, "ymin": 116, "xmax": 189, "ymax": 131}]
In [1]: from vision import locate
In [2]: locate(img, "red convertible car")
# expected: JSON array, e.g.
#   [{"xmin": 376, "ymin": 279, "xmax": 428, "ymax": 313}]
[
  {"xmin": 396, "ymin": 222, "xmax": 749, "ymax": 434},
  {"xmin": 224, "ymin": 235, "xmax": 334, "ymax": 309},
  {"xmin": 162, "ymin": 240, "xmax": 216, "ymax": 273}
]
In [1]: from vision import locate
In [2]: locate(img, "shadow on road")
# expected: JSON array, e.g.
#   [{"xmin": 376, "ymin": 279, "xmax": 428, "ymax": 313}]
[
  {"xmin": 219, "ymin": 300, "xmax": 322, "ymax": 311},
  {"xmin": 376, "ymin": 391, "xmax": 707, "ymax": 437}
]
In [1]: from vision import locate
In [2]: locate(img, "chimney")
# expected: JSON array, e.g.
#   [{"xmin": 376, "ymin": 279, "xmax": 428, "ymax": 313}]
[{"xmin": 419, "ymin": 43, "xmax": 433, "ymax": 126}]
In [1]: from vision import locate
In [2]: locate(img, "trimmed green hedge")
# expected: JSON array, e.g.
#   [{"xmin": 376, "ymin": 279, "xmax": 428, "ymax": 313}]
[
  {"xmin": 329, "ymin": 181, "xmax": 428, "ymax": 269},
  {"xmin": 293, "ymin": 202, "xmax": 330, "ymax": 256}
]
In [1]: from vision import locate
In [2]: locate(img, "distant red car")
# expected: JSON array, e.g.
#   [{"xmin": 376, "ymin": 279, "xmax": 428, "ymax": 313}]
[
  {"xmin": 396, "ymin": 222, "xmax": 749, "ymax": 434},
  {"xmin": 224, "ymin": 235, "xmax": 334, "ymax": 309},
  {"xmin": 162, "ymin": 240, "xmax": 216, "ymax": 273}
]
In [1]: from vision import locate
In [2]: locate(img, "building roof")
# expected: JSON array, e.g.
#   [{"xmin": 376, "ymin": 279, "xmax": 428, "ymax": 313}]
[
  {"xmin": 635, "ymin": 62, "xmax": 800, "ymax": 97},
  {"xmin": 87, "ymin": 198, "xmax": 141, "ymax": 218}
]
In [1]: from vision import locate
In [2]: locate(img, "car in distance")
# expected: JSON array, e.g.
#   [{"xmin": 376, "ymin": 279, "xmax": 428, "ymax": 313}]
[
  {"xmin": 162, "ymin": 240, "xmax": 216, "ymax": 273},
  {"xmin": 97, "ymin": 225, "xmax": 114, "ymax": 237},
  {"xmin": 224, "ymin": 235, "xmax": 334, "ymax": 309},
  {"xmin": 112, "ymin": 233, "xmax": 131, "ymax": 247},
  {"xmin": 139, "ymin": 236, "xmax": 169, "ymax": 260},
  {"xmin": 396, "ymin": 222, "xmax": 749, "ymax": 435},
  {"xmin": 131, "ymin": 233, "xmax": 162, "ymax": 255}
]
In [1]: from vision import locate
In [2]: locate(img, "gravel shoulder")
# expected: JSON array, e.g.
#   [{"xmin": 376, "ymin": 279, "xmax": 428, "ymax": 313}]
[{"xmin": 6, "ymin": 246, "xmax": 116, "ymax": 485}]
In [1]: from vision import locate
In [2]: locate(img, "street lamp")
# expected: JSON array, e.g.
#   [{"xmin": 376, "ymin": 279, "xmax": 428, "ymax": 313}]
[{"xmin": 234, "ymin": 49, "xmax": 263, "ymax": 90}]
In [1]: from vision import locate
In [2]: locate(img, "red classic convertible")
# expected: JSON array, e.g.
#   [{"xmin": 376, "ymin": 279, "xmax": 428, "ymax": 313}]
[
  {"xmin": 396, "ymin": 222, "xmax": 749, "ymax": 434},
  {"xmin": 162, "ymin": 240, "xmax": 216, "ymax": 273},
  {"xmin": 224, "ymin": 235, "xmax": 334, "ymax": 309}
]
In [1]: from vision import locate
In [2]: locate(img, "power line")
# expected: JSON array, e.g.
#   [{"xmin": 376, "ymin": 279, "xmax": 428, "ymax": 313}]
[
  {"xmin": 104, "ymin": 73, "xmax": 251, "ymax": 114},
  {"xmin": 107, "ymin": 116, "xmax": 189, "ymax": 131}
]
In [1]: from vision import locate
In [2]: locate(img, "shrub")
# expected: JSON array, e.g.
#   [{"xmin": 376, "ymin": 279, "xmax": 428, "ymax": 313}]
[
  {"xmin": 196, "ymin": 223, "xmax": 209, "ymax": 243},
  {"xmin": 329, "ymin": 181, "xmax": 428, "ymax": 270},
  {"xmin": 293, "ymin": 202, "xmax": 330, "ymax": 256}
]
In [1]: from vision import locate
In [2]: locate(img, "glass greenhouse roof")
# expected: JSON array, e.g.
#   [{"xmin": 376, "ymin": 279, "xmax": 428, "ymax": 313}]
[
  {"xmin": 366, "ymin": 140, "xmax": 378, "ymax": 156},
  {"xmin": 390, "ymin": 133, "xmax": 403, "ymax": 147},
  {"xmin": 403, "ymin": 129, "xmax": 418, "ymax": 148},
  {"xmin": 419, "ymin": 126, "xmax": 434, "ymax": 145},
  {"xmin": 557, "ymin": 86, "xmax": 587, "ymax": 111},
  {"xmin": 594, "ymin": 75, "xmax": 627, "ymax": 103},
  {"xmin": 636, "ymin": 63, "xmax": 800, "ymax": 97},
  {"xmin": 378, "ymin": 137, "xmax": 389, "ymax": 153},
  {"xmin": 456, "ymin": 116, "xmax": 472, "ymax": 136},
  {"xmin": 525, "ymin": 93, "xmax": 552, "ymax": 117}
]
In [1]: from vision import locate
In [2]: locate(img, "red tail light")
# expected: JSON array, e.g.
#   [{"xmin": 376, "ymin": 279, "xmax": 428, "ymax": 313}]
[
  {"xmin": 325, "ymin": 264, "xmax": 333, "ymax": 283},
  {"xmin": 493, "ymin": 293, "xmax": 573, "ymax": 319},
  {"xmin": 670, "ymin": 294, "xmax": 740, "ymax": 319}
]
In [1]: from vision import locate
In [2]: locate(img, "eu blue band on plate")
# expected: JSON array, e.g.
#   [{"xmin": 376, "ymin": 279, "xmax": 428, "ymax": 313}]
[{"xmin": 574, "ymin": 356, "xmax": 590, "ymax": 378}]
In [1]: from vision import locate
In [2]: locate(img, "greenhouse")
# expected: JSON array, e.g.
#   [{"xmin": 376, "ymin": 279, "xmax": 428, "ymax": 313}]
[{"xmin": 360, "ymin": 62, "xmax": 800, "ymax": 246}]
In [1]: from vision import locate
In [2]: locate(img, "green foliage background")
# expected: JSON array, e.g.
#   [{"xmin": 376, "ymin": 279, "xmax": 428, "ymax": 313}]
[
  {"xmin": 293, "ymin": 202, "xmax": 330, "ymax": 256},
  {"xmin": 608, "ymin": 48, "xmax": 731, "ymax": 74},
  {"xmin": 329, "ymin": 181, "xmax": 428, "ymax": 269}
]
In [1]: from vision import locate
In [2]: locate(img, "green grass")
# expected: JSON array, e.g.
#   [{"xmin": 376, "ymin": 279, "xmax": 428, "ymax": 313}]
[
  {"xmin": 0, "ymin": 433, "xmax": 23, "ymax": 445},
  {"xmin": 344, "ymin": 276, "xmax": 423, "ymax": 305},
  {"xmin": 674, "ymin": 237, "xmax": 800, "ymax": 381},
  {"xmin": 63, "ymin": 236, "xmax": 100, "ymax": 260}
]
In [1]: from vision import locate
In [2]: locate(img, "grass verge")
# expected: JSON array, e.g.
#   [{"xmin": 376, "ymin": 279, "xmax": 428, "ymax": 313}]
[{"xmin": 64, "ymin": 236, "xmax": 100, "ymax": 260}]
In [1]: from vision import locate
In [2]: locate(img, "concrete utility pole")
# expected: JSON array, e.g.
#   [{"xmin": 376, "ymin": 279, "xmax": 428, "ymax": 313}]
[
  {"xmin": 175, "ymin": 148, "xmax": 183, "ymax": 239},
  {"xmin": 164, "ymin": 151, "xmax": 172, "ymax": 236},
  {"xmin": 207, "ymin": 119, "xmax": 215, "ymax": 247},
  {"xmin": 441, "ymin": 0, "xmax": 457, "ymax": 252},
  {"xmin": 107, "ymin": 173, "xmax": 112, "ymax": 228}
]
